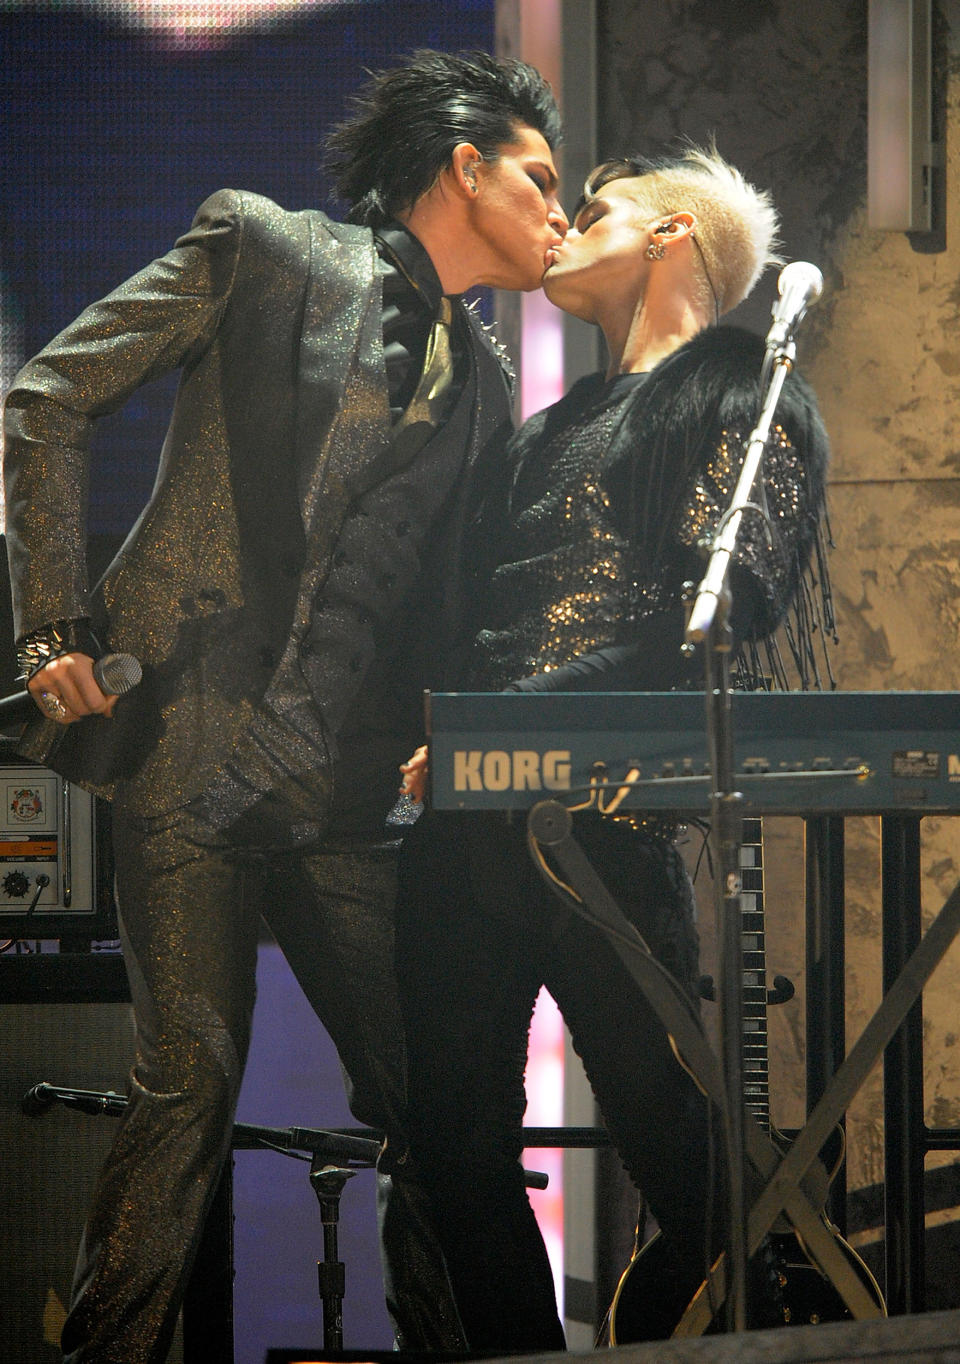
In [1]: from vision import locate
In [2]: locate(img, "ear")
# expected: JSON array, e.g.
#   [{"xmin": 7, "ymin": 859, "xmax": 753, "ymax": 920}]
[
  {"xmin": 649, "ymin": 211, "xmax": 697, "ymax": 248},
  {"xmin": 449, "ymin": 142, "xmax": 483, "ymax": 201},
  {"xmin": 668, "ymin": 211, "xmax": 696, "ymax": 239}
]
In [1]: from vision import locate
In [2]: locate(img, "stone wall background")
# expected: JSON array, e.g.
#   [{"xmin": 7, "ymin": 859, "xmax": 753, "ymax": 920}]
[{"xmin": 595, "ymin": 0, "xmax": 960, "ymax": 1302}]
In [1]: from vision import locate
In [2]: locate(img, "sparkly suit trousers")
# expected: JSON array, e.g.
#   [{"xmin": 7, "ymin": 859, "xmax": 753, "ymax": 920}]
[
  {"xmin": 396, "ymin": 809, "xmax": 719, "ymax": 1352},
  {"xmin": 61, "ymin": 800, "xmax": 464, "ymax": 1364}
]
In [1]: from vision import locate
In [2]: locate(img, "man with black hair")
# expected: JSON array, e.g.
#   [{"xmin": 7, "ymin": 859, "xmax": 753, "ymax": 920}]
[
  {"xmin": 396, "ymin": 147, "xmax": 830, "ymax": 1349},
  {"xmin": 2, "ymin": 49, "xmax": 565, "ymax": 1363}
]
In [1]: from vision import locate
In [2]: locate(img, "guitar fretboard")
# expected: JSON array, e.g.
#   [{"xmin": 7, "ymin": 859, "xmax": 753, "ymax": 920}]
[{"xmin": 741, "ymin": 815, "xmax": 769, "ymax": 1130}]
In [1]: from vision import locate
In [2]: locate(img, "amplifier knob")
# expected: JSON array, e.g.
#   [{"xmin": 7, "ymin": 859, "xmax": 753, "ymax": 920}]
[{"xmin": 2, "ymin": 870, "xmax": 31, "ymax": 898}]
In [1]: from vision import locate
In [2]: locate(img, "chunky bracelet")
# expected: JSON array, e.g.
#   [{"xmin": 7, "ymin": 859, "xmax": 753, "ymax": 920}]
[{"xmin": 16, "ymin": 618, "xmax": 98, "ymax": 681}]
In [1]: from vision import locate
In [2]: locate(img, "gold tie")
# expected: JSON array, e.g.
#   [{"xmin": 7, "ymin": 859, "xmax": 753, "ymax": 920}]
[{"xmin": 395, "ymin": 296, "xmax": 454, "ymax": 433}]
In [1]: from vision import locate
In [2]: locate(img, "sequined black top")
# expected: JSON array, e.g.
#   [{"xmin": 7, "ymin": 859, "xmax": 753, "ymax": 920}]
[{"xmin": 467, "ymin": 325, "xmax": 829, "ymax": 694}]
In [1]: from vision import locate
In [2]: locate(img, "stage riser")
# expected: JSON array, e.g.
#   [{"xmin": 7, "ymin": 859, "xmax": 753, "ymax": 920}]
[
  {"xmin": 264, "ymin": 1307, "xmax": 960, "ymax": 1364},
  {"xmin": 599, "ymin": 1306, "xmax": 960, "ymax": 1363}
]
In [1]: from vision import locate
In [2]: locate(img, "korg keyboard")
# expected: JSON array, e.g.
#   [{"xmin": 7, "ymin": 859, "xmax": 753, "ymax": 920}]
[{"xmin": 426, "ymin": 690, "xmax": 960, "ymax": 816}]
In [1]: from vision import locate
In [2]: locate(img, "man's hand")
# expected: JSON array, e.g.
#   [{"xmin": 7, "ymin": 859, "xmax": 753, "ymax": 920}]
[
  {"xmin": 399, "ymin": 744, "xmax": 429, "ymax": 803},
  {"xmin": 27, "ymin": 653, "xmax": 117, "ymax": 725}
]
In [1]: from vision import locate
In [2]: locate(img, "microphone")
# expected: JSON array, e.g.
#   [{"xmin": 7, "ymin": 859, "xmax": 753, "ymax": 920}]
[
  {"xmin": 20, "ymin": 1082, "xmax": 57, "ymax": 1116},
  {"xmin": 93, "ymin": 652, "xmax": 142, "ymax": 694},
  {"xmin": 0, "ymin": 651, "xmax": 143, "ymax": 728},
  {"xmin": 20, "ymin": 1082, "xmax": 128, "ymax": 1116},
  {"xmin": 231, "ymin": 1122, "xmax": 383, "ymax": 1163},
  {"xmin": 765, "ymin": 260, "xmax": 823, "ymax": 352}
]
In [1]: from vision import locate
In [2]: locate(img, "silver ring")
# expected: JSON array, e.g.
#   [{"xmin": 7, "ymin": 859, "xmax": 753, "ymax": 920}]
[{"xmin": 39, "ymin": 691, "xmax": 68, "ymax": 720}]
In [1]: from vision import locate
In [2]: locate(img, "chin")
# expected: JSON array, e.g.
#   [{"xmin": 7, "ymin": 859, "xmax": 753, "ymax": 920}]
[
  {"xmin": 543, "ymin": 273, "xmax": 592, "ymax": 320},
  {"xmin": 503, "ymin": 265, "xmax": 550, "ymax": 293},
  {"xmin": 542, "ymin": 270, "xmax": 565, "ymax": 302}
]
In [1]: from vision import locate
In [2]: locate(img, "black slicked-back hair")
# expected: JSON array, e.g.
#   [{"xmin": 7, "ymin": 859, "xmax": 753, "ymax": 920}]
[{"xmin": 325, "ymin": 49, "xmax": 561, "ymax": 227}]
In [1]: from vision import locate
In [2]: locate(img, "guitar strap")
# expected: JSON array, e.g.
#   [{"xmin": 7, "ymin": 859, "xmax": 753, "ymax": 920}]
[{"xmin": 526, "ymin": 798, "xmax": 887, "ymax": 1332}]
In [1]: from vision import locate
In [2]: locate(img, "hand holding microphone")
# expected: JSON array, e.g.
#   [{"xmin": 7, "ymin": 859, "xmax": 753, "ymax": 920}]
[{"xmin": 6, "ymin": 650, "xmax": 143, "ymax": 728}]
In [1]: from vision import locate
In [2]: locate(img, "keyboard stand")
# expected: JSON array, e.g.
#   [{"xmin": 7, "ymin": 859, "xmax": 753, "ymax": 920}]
[{"xmin": 526, "ymin": 798, "xmax": 960, "ymax": 1331}]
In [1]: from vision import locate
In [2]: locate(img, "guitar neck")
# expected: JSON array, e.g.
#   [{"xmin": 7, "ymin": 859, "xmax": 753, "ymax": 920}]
[{"xmin": 741, "ymin": 815, "xmax": 770, "ymax": 1131}]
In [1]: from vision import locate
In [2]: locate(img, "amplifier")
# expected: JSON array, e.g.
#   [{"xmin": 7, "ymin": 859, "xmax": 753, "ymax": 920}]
[{"xmin": 0, "ymin": 741, "xmax": 114, "ymax": 942}]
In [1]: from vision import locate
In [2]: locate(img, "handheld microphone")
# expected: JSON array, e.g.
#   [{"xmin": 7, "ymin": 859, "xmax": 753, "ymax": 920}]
[
  {"xmin": 0, "ymin": 652, "xmax": 143, "ymax": 728},
  {"xmin": 765, "ymin": 261, "xmax": 823, "ymax": 353},
  {"xmin": 92, "ymin": 652, "xmax": 142, "ymax": 694}
]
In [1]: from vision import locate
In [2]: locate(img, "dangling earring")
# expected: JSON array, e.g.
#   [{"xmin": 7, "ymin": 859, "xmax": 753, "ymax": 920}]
[{"xmin": 645, "ymin": 239, "xmax": 667, "ymax": 261}]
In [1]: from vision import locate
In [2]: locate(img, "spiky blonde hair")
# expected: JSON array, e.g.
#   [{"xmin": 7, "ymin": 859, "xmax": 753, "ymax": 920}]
[{"xmin": 580, "ymin": 144, "xmax": 781, "ymax": 316}]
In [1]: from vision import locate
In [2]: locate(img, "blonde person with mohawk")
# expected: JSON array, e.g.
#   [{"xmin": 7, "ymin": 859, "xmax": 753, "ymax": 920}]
[{"xmin": 394, "ymin": 146, "xmax": 830, "ymax": 1349}]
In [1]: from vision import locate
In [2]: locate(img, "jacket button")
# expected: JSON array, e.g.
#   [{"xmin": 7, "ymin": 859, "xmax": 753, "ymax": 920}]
[{"xmin": 197, "ymin": 587, "xmax": 226, "ymax": 606}]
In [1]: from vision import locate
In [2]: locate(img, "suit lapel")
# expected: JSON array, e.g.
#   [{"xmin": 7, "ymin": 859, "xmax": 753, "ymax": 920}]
[{"xmin": 294, "ymin": 215, "xmax": 391, "ymax": 530}]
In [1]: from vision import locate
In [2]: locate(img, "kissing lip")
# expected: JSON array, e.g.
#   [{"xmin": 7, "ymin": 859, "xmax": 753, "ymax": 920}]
[{"xmin": 544, "ymin": 239, "xmax": 565, "ymax": 270}]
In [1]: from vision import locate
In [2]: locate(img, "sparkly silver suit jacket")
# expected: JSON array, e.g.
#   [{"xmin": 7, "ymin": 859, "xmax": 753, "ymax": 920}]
[{"xmin": 2, "ymin": 190, "xmax": 513, "ymax": 816}]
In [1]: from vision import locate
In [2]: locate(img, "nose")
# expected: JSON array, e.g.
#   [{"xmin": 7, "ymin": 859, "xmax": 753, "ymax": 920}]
[{"xmin": 547, "ymin": 195, "xmax": 568, "ymax": 235}]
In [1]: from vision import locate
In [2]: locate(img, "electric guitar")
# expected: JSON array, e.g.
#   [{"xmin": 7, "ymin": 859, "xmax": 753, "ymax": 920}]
[{"xmin": 603, "ymin": 817, "xmax": 885, "ymax": 1343}]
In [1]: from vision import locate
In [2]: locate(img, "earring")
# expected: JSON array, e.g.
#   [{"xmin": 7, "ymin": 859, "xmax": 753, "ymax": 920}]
[{"xmin": 645, "ymin": 240, "xmax": 667, "ymax": 261}]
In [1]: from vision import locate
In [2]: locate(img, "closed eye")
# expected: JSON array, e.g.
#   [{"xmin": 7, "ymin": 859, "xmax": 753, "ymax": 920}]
[
  {"xmin": 526, "ymin": 160, "xmax": 559, "ymax": 198},
  {"xmin": 575, "ymin": 203, "xmax": 605, "ymax": 232}
]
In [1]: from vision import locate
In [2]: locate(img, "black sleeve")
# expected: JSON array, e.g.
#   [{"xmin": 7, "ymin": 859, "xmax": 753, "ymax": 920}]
[
  {"xmin": 501, "ymin": 564, "xmax": 767, "ymax": 695},
  {"xmin": 505, "ymin": 609, "xmax": 699, "ymax": 694},
  {"xmin": 603, "ymin": 329, "xmax": 829, "ymax": 646}
]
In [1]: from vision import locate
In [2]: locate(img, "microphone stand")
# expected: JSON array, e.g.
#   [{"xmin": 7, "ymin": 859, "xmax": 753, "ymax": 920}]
[{"xmin": 684, "ymin": 332, "xmax": 800, "ymax": 1333}]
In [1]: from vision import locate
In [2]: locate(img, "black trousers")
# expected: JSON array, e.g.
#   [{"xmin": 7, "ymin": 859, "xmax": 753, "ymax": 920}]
[
  {"xmin": 395, "ymin": 809, "xmax": 720, "ymax": 1352},
  {"xmin": 61, "ymin": 799, "xmax": 464, "ymax": 1364}
]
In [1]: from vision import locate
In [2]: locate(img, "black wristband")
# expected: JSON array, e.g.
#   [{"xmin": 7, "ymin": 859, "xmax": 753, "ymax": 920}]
[{"xmin": 16, "ymin": 618, "xmax": 99, "ymax": 681}]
